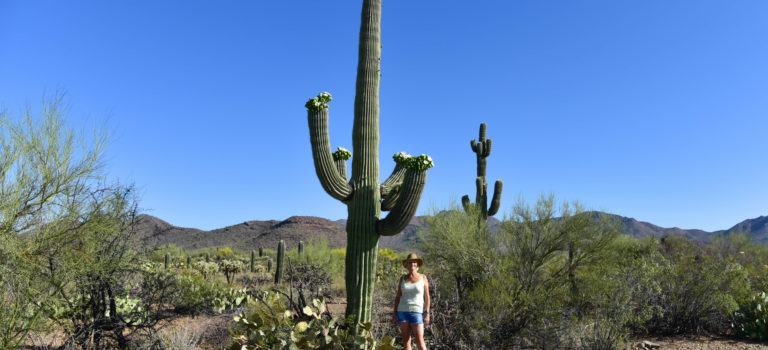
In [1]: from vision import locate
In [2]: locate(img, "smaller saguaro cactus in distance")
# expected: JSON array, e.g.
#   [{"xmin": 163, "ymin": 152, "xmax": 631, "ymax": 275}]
[
  {"xmin": 186, "ymin": 256, "xmax": 191, "ymax": 269},
  {"xmin": 258, "ymin": 247, "xmax": 263, "ymax": 257},
  {"xmin": 164, "ymin": 253, "xmax": 170, "ymax": 270},
  {"xmin": 275, "ymin": 240, "xmax": 285, "ymax": 284},
  {"xmin": 298, "ymin": 241, "xmax": 304, "ymax": 254},
  {"xmin": 267, "ymin": 258, "xmax": 273, "ymax": 273},
  {"xmin": 462, "ymin": 122, "xmax": 503, "ymax": 222},
  {"xmin": 250, "ymin": 250, "xmax": 256, "ymax": 273},
  {"xmin": 205, "ymin": 253, "xmax": 210, "ymax": 263}
]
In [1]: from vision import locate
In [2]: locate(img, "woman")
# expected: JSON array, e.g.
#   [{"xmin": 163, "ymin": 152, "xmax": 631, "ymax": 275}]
[{"xmin": 392, "ymin": 253, "xmax": 431, "ymax": 350}]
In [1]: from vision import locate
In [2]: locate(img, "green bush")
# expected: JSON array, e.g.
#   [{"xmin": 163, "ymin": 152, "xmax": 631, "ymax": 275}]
[
  {"xmin": 171, "ymin": 270, "xmax": 250, "ymax": 316},
  {"xmin": 227, "ymin": 291, "xmax": 398, "ymax": 349},
  {"xmin": 642, "ymin": 235, "xmax": 750, "ymax": 335},
  {"xmin": 733, "ymin": 291, "xmax": 768, "ymax": 341}
]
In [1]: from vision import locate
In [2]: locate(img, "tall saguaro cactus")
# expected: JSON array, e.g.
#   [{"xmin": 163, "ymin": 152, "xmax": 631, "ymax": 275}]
[
  {"xmin": 275, "ymin": 240, "xmax": 285, "ymax": 284},
  {"xmin": 462, "ymin": 122, "xmax": 503, "ymax": 222},
  {"xmin": 305, "ymin": 0, "xmax": 433, "ymax": 323}
]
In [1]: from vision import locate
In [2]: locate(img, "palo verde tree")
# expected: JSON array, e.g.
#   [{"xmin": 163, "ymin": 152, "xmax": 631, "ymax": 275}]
[
  {"xmin": 305, "ymin": 0, "xmax": 433, "ymax": 323},
  {"xmin": 461, "ymin": 122, "xmax": 502, "ymax": 224}
]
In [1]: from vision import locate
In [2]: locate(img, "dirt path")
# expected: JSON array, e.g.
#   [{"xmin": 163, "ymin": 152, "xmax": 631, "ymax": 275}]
[{"xmin": 630, "ymin": 336, "xmax": 767, "ymax": 350}]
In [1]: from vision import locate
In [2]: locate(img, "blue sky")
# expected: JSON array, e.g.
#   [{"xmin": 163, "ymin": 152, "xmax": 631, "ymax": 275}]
[{"xmin": 2, "ymin": 1, "xmax": 767, "ymax": 232}]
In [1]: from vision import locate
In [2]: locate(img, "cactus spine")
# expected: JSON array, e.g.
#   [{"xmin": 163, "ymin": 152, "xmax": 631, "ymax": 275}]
[
  {"xmin": 275, "ymin": 240, "xmax": 285, "ymax": 284},
  {"xmin": 164, "ymin": 253, "xmax": 170, "ymax": 270},
  {"xmin": 250, "ymin": 250, "xmax": 256, "ymax": 273},
  {"xmin": 305, "ymin": 0, "xmax": 433, "ymax": 323},
  {"xmin": 462, "ymin": 122, "xmax": 503, "ymax": 223}
]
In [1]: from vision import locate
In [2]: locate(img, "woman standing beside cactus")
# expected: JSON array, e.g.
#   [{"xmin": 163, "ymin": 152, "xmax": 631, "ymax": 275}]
[{"xmin": 392, "ymin": 253, "xmax": 431, "ymax": 350}]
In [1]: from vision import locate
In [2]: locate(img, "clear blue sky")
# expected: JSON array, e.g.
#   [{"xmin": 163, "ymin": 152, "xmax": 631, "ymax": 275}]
[{"xmin": 2, "ymin": 1, "xmax": 767, "ymax": 232}]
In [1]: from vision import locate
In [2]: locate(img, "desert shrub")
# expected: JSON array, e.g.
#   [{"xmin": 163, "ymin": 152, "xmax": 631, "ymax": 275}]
[
  {"xmin": 641, "ymin": 235, "xmax": 751, "ymax": 335},
  {"xmin": 281, "ymin": 261, "xmax": 333, "ymax": 317},
  {"xmin": 733, "ymin": 291, "xmax": 768, "ymax": 341},
  {"xmin": 420, "ymin": 195, "xmax": 623, "ymax": 348},
  {"xmin": 171, "ymin": 270, "xmax": 250, "ymax": 316},
  {"xmin": 227, "ymin": 291, "xmax": 398, "ymax": 350}
]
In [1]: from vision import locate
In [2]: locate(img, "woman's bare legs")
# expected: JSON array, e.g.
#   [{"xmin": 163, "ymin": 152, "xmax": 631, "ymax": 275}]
[
  {"xmin": 399, "ymin": 322, "xmax": 412, "ymax": 350},
  {"xmin": 411, "ymin": 324, "xmax": 427, "ymax": 350}
]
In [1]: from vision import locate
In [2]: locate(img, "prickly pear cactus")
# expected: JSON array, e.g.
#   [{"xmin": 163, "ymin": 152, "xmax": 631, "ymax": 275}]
[
  {"xmin": 462, "ymin": 122, "xmax": 503, "ymax": 223},
  {"xmin": 305, "ymin": 0, "xmax": 433, "ymax": 323}
]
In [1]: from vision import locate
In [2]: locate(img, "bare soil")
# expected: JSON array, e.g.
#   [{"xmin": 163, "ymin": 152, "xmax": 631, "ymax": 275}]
[{"xmin": 629, "ymin": 336, "xmax": 767, "ymax": 350}]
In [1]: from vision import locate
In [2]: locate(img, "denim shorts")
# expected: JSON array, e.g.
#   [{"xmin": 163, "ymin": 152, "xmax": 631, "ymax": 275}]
[{"xmin": 397, "ymin": 311, "xmax": 423, "ymax": 324}]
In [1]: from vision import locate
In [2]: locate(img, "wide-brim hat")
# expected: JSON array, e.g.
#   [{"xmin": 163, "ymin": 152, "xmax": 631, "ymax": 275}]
[{"xmin": 402, "ymin": 253, "xmax": 423, "ymax": 268}]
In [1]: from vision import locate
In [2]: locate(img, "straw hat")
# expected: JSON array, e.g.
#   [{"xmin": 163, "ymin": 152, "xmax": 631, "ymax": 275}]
[{"xmin": 402, "ymin": 253, "xmax": 423, "ymax": 268}]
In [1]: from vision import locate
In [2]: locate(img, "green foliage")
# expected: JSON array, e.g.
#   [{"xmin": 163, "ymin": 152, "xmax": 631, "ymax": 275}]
[
  {"xmin": 192, "ymin": 260, "xmax": 220, "ymax": 280},
  {"xmin": 733, "ymin": 291, "xmax": 768, "ymax": 341},
  {"xmin": 220, "ymin": 258, "xmax": 246, "ymax": 284},
  {"xmin": 0, "ymin": 95, "xmax": 108, "ymax": 348},
  {"xmin": 171, "ymin": 269, "xmax": 250, "ymax": 316},
  {"xmin": 420, "ymin": 195, "xmax": 623, "ymax": 348},
  {"xmin": 228, "ymin": 291, "xmax": 398, "ymax": 350}
]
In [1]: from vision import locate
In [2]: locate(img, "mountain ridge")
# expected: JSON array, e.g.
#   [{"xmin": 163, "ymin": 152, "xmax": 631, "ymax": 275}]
[{"xmin": 136, "ymin": 213, "xmax": 768, "ymax": 252}]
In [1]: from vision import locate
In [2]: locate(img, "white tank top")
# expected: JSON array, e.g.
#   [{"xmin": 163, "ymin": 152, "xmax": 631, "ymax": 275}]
[{"xmin": 397, "ymin": 274, "xmax": 424, "ymax": 312}]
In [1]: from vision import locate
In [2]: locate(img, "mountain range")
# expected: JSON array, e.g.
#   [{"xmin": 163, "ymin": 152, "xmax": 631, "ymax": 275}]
[{"xmin": 136, "ymin": 213, "xmax": 768, "ymax": 252}]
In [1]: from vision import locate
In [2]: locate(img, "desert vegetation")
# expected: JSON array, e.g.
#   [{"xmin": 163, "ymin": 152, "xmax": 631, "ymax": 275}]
[
  {"xmin": 2, "ymin": 99, "xmax": 768, "ymax": 349},
  {"xmin": 4, "ymin": 0, "xmax": 768, "ymax": 349}
]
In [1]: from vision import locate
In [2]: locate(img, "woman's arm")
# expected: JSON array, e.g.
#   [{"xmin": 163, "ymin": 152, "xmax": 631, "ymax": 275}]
[
  {"xmin": 423, "ymin": 274, "xmax": 431, "ymax": 325},
  {"xmin": 392, "ymin": 276, "xmax": 403, "ymax": 324}
]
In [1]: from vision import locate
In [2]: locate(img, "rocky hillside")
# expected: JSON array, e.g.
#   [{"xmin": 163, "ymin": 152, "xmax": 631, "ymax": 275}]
[{"xmin": 136, "ymin": 212, "xmax": 768, "ymax": 252}]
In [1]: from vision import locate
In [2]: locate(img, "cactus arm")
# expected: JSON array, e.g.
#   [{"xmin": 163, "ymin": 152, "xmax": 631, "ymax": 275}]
[
  {"xmin": 381, "ymin": 163, "xmax": 406, "ymax": 196},
  {"xmin": 461, "ymin": 195, "xmax": 471, "ymax": 212},
  {"xmin": 376, "ymin": 155, "xmax": 433, "ymax": 236},
  {"xmin": 488, "ymin": 180, "xmax": 503, "ymax": 216},
  {"xmin": 376, "ymin": 169, "xmax": 427, "ymax": 236},
  {"xmin": 333, "ymin": 147, "xmax": 352, "ymax": 182},
  {"xmin": 484, "ymin": 138, "xmax": 492, "ymax": 158},
  {"xmin": 475, "ymin": 141, "xmax": 484, "ymax": 159},
  {"xmin": 334, "ymin": 159, "xmax": 348, "ymax": 180},
  {"xmin": 381, "ymin": 152, "xmax": 410, "ymax": 197},
  {"xmin": 381, "ymin": 185, "xmax": 400, "ymax": 211},
  {"xmin": 470, "ymin": 139, "xmax": 477, "ymax": 152},
  {"xmin": 307, "ymin": 105, "xmax": 352, "ymax": 201}
]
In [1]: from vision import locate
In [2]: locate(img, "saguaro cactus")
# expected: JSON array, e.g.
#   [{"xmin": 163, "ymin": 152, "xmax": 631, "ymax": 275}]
[
  {"xmin": 298, "ymin": 241, "xmax": 304, "ymax": 254},
  {"xmin": 258, "ymin": 247, "xmax": 263, "ymax": 257},
  {"xmin": 250, "ymin": 250, "xmax": 256, "ymax": 273},
  {"xmin": 205, "ymin": 253, "xmax": 210, "ymax": 263},
  {"xmin": 186, "ymin": 256, "xmax": 191, "ymax": 269},
  {"xmin": 275, "ymin": 240, "xmax": 285, "ymax": 284},
  {"xmin": 164, "ymin": 253, "xmax": 170, "ymax": 270},
  {"xmin": 461, "ymin": 122, "xmax": 503, "ymax": 222},
  {"xmin": 267, "ymin": 258, "xmax": 273, "ymax": 273},
  {"xmin": 305, "ymin": 0, "xmax": 433, "ymax": 323}
]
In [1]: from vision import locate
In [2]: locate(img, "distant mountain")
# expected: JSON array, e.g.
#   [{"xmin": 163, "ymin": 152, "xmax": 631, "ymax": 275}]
[
  {"xmin": 136, "ymin": 213, "xmax": 768, "ymax": 252},
  {"xmin": 137, "ymin": 215, "xmax": 346, "ymax": 252},
  {"xmin": 718, "ymin": 216, "xmax": 768, "ymax": 243}
]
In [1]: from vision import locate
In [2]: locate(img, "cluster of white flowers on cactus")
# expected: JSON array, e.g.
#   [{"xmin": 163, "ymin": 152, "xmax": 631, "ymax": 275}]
[
  {"xmin": 332, "ymin": 146, "xmax": 352, "ymax": 160},
  {"xmin": 305, "ymin": 92, "xmax": 333, "ymax": 111},
  {"xmin": 392, "ymin": 151, "xmax": 412, "ymax": 164},
  {"xmin": 405, "ymin": 154, "xmax": 434, "ymax": 171}
]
